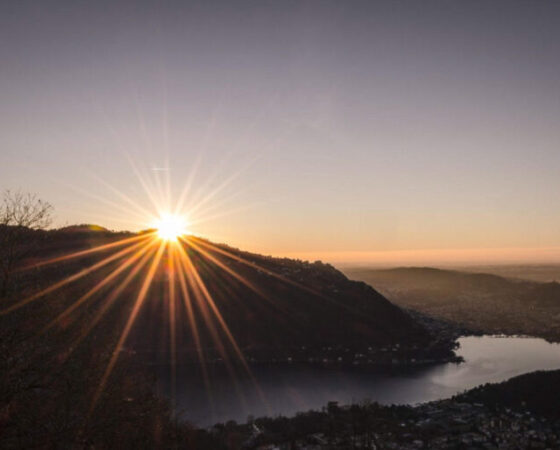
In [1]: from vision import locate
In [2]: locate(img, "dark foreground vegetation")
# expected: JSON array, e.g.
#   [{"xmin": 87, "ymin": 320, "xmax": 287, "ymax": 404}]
[
  {"xmin": 0, "ymin": 323, "xmax": 193, "ymax": 448},
  {"xmin": 345, "ymin": 267, "xmax": 560, "ymax": 342}
]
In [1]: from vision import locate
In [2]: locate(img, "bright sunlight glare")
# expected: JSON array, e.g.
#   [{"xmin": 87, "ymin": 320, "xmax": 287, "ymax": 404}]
[{"xmin": 153, "ymin": 214, "xmax": 188, "ymax": 242}]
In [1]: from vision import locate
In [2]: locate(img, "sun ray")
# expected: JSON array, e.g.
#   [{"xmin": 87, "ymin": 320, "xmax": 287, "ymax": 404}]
[
  {"xmin": 67, "ymin": 181, "xmax": 155, "ymax": 225},
  {"xmin": 181, "ymin": 243, "xmax": 271, "ymax": 415},
  {"xmin": 2, "ymin": 238, "xmax": 151, "ymax": 315},
  {"xmin": 191, "ymin": 236, "xmax": 368, "ymax": 322},
  {"xmin": 93, "ymin": 174, "xmax": 159, "ymax": 221},
  {"xmin": 167, "ymin": 243, "xmax": 177, "ymax": 414},
  {"xmin": 164, "ymin": 156, "xmax": 172, "ymax": 212},
  {"xmin": 173, "ymin": 248, "xmax": 214, "ymax": 413},
  {"xmin": 184, "ymin": 238, "xmax": 269, "ymax": 302},
  {"xmin": 42, "ymin": 237, "xmax": 156, "ymax": 333},
  {"xmin": 183, "ymin": 185, "xmax": 250, "ymax": 224},
  {"xmin": 175, "ymin": 243, "xmax": 266, "ymax": 402},
  {"xmin": 182, "ymin": 237, "xmax": 297, "ymax": 338},
  {"xmin": 90, "ymin": 240, "xmax": 166, "ymax": 413},
  {"xmin": 173, "ymin": 153, "xmax": 203, "ymax": 216},
  {"xmin": 175, "ymin": 244, "xmax": 230, "ymax": 357},
  {"xmin": 18, "ymin": 233, "xmax": 154, "ymax": 272},
  {"xmin": 127, "ymin": 156, "xmax": 166, "ymax": 216},
  {"xmin": 5, "ymin": 153, "xmax": 288, "ymax": 423},
  {"xmin": 174, "ymin": 243, "xmax": 248, "ymax": 408},
  {"xmin": 181, "ymin": 154, "xmax": 233, "ymax": 213},
  {"xmin": 71, "ymin": 243, "xmax": 159, "ymax": 354},
  {"xmin": 185, "ymin": 158, "xmax": 256, "ymax": 219},
  {"xmin": 180, "ymin": 256, "xmax": 231, "ymax": 363},
  {"xmin": 188, "ymin": 236, "xmax": 339, "ymax": 305},
  {"xmin": 153, "ymin": 167, "xmax": 168, "ymax": 212}
]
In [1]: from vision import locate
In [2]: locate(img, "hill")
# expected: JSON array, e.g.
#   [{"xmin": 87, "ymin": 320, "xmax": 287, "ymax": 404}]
[
  {"xmin": 56, "ymin": 224, "xmax": 110, "ymax": 233},
  {"xmin": 0, "ymin": 228, "xmax": 459, "ymax": 447},
  {"xmin": 455, "ymin": 369, "xmax": 560, "ymax": 419},
  {"xmin": 344, "ymin": 267, "xmax": 560, "ymax": 341},
  {"xmin": 4, "ymin": 228, "xmax": 457, "ymax": 367}
]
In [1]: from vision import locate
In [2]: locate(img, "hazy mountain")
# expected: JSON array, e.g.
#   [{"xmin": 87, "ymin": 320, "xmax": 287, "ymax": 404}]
[
  {"xmin": 344, "ymin": 267, "xmax": 560, "ymax": 341},
  {"xmin": 452, "ymin": 264, "xmax": 560, "ymax": 283}
]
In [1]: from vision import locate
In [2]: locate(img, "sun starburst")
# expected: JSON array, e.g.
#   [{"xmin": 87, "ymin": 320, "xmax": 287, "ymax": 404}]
[
  {"xmin": 152, "ymin": 213, "xmax": 188, "ymax": 242},
  {"xmin": 2, "ymin": 158, "xmax": 327, "ymax": 421}
]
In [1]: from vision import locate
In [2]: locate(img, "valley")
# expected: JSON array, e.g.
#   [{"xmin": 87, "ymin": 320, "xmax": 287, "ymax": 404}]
[{"xmin": 344, "ymin": 267, "xmax": 560, "ymax": 342}]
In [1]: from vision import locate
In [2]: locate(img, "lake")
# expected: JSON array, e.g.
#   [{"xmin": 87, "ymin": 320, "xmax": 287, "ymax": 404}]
[{"xmin": 159, "ymin": 336, "xmax": 560, "ymax": 426}]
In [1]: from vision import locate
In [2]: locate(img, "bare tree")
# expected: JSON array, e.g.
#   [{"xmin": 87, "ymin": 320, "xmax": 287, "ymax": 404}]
[{"xmin": 0, "ymin": 190, "xmax": 53, "ymax": 297}]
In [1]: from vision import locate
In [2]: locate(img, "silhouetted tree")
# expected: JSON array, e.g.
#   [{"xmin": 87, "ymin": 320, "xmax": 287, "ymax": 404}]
[{"xmin": 0, "ymin": 190, "xmax": 53, "ymax": 297}]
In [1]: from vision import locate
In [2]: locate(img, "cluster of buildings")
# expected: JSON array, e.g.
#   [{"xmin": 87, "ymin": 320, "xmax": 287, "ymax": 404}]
[
  {"xmin": 407, "ymin": 400, "xmax": 560, "ymax": 449},
  {"xmin": 246, "ymin": 399, "xmax": 560, "ymax": 450},
  {"xmin": 241, "ymin": 339, "xmax": 459, "ymax": 366}
]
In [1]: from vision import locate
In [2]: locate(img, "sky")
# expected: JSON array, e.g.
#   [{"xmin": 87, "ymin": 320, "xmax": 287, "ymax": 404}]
[{"xmin": 1, "ymin": 0, "xmax": 560, "ymax": 265}]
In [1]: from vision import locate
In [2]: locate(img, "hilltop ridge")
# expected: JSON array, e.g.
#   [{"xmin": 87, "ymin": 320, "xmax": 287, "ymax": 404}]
[{"xmin": 6, "ymin": 226, "xmax": 458, "ymax": 367}]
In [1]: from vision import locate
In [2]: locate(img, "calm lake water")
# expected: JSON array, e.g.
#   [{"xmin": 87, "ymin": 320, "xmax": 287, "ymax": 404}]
[{"xmin": 159, "ymin": 336, "xmax": 560, "ymax": 426}]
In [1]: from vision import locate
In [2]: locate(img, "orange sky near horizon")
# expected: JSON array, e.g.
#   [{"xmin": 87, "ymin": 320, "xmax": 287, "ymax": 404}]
[
  {"xmin": 279, "ymin": 247, "xmax": 560, "ymax": 267},
  {"xmin": 2, "ymin": 1, "xmax": 560, "ymax": 268}
]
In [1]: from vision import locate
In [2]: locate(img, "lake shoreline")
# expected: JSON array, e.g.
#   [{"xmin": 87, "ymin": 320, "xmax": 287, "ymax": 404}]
[{"xmin": 155, "ymin": 335, "xmax": 560, "ymax": 427}]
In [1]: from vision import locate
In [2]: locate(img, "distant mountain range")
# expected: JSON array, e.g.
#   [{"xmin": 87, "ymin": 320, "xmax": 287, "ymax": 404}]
[{"xmin": 344, "ymin": 267, "xmax": 560, "ymax": 341}]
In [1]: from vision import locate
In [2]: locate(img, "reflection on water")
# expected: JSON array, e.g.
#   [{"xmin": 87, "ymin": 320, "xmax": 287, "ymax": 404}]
[{"xmin": 158, "ymin": 336, "xmax": 560, "ymax": 426}]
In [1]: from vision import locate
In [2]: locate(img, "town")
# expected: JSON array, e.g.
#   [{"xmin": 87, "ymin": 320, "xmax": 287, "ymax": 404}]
[{"xmin": 204, "ymin": 397, "xmax": 560, "ymax": 449}]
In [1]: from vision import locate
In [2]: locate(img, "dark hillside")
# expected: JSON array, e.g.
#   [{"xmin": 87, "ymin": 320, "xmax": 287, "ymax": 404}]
[
  {"xmin": 0, "ymin": 227, "xmax": 457, "ymax": 448},
  {"xmin": 455, "ymin": 370, "xmax": 560, "ymax": 419},
  {"xmin": 5, "ymin": 228, "xmax": 456, "ymax": 367}
]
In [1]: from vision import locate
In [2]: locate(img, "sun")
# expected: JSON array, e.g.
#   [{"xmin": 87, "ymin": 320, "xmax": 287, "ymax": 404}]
[{"xmin": 153, "ymin": 213, "xmax": 188, "ymax": 242}]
